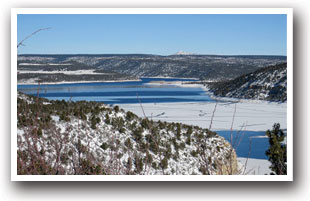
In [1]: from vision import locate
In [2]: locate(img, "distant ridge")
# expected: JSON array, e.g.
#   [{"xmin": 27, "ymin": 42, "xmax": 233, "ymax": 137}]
[
  {"xmin": 18, "ymin": 53, "xmax": 286, "ymax": 58},
  {"xmin": 18, "ymin": 54, "xmax": 286, "ymax": 82}
]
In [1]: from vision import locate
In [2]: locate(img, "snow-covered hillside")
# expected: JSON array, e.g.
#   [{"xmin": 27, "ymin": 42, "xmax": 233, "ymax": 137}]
[
  {"xmin": 17, "ymin": 92, "xmax": 239, "ymax": 175},
  {"xmin": 207, "ymin": 63, "xmax": 287, "ymax": 102}
]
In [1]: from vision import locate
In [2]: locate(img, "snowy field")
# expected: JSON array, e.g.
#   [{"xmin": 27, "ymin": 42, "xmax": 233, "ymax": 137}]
[{"xmin": 237, "ymin": 157, "xmax": 272, "ymax": 175}]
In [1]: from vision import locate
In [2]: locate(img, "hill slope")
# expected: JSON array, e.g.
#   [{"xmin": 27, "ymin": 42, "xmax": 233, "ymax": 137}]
[
  {"xmin": 207, "ymin": 63, "xmax": 287, "ymax": 102},
  {"xmin": 17, "ymin": 92, "xmax": 238, "ymax": 175}
]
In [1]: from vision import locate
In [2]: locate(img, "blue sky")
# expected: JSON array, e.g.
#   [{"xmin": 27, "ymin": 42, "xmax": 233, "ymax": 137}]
[{"xmin": 17, "ymin": 14, "xmax": 287, "ymax": 55}]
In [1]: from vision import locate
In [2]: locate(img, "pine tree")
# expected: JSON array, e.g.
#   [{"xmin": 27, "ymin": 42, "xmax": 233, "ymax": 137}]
[
  {"xmin": 265, "ymin": 123, "xmax": 287, "ymax": 175},
  {"xmin": 176, "ymin": 123, "xmax": 181, "ymax": 140},
  {"xmin": 113, "ymin": 105, "xmax": 119, "ymax": 113}
]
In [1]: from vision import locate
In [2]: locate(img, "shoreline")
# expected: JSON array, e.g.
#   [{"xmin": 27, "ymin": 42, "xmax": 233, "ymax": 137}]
[
  {"xmin": 146, "ymin": 80, "xmax": 287, "ymax": 104},
  {"xmin": 140, "ymin": 76, "xmax": 199, "ymax": 80},
  {"xmin": 17, "ymin": 77, "xmax": 198, "ymax": 85},
  {"xmin": 17, "ymin": 79, "xmax": 142, "ymax": 85}
]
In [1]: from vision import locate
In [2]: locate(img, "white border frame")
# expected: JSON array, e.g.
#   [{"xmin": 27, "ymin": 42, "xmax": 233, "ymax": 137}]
[{"xmin": 11, "ymin": 8, "xmax": 293, "ymax": 181}]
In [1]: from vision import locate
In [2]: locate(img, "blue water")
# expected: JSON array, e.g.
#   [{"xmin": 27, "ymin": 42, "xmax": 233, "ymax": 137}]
[
  {"xmin": 216, "ymin": 130, "xmax": 268, "ymax": 159},
  {"xmin": 17, "ymin": 77, "xmax": 269, "ymax": 160},
  {"xmin": 17, "ymin": 77, "xmax": 214, "ymax": 104}
]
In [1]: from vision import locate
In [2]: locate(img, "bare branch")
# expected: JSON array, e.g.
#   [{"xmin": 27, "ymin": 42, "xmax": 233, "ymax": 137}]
[
  {"xmin": 17, "ymin": 27, "xmax": 51, "ymax": 48},
  {"xmin": 209, "ymin": 101, "xmax": 218, "ymax": 130}
]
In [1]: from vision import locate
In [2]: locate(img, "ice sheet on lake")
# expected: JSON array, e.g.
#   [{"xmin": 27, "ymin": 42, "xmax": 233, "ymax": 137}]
[{"xmin": 120, "ymin": 101, "xmax": 287, "ymax": 132}]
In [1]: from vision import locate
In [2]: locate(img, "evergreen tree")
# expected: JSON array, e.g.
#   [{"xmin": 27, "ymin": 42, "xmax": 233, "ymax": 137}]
[
  {"xmin": 113, "ymin": 105, "xmax": 119, "ymax": 113},
  {"xmin": 104, "ymin": 113, "xmax": 110, "ymax": 124},
  {"xmin": 176, "ymin": 123, "xmax": 181, "ymax": 140},
  {"xmin": 265, "ymin": 123, "xmax": 287, "ymax": 175},
  {"xmin": 160, "ymin": 157, "xmax": 168, "ymax": 170}
]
